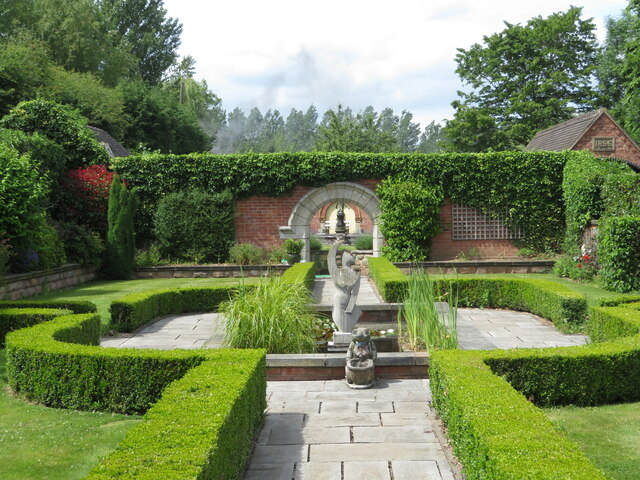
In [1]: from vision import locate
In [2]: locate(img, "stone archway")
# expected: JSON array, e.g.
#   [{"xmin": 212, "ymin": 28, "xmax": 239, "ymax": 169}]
[{"xmin": 279, "ymin": 182, "xmax": 383, "ymax": 262}]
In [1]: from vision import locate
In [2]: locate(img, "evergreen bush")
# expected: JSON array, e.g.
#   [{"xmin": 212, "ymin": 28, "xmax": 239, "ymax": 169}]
[
  {"xmin": 54, "ymin": 222, "xmax": 105, "ymax": 268},
  {"xmin": 104, "ymin": 175, "xmax": 137, "ymax": 279},
  {"xmin": 354, "ymin": 235, "xmax": 373, "ymax": 250},
  {"xmin": 154, "ymin": 189, "xmax": 234, "ymax": 263},
  {"xmin": 228, "ymin": 242, "xmax": 263, "ymax": 265},
  {"xmin": 378, "ymin": 177, "xmax": 443, "ymax": 261},
  {"xmin": 598, "ymin": 216, "xmax": 640, "ymax": 292}
]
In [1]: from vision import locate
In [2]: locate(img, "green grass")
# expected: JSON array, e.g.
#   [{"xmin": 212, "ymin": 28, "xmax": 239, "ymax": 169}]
[
  {"xmin": 28, "ymin": 277, "xmax": 260, "ymax": 326},
  {"xmin": 0, "ymin": 349, "xmax": 141, "ymax": 480},
  {"xmin": 545, "ymin": 402, "xmax": 640, "ymax": 480}
]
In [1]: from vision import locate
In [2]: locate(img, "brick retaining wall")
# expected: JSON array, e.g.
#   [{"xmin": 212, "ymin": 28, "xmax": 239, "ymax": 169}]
[{"xmin": 0, "ymin": 264, "xmax": 97, "ymax": 300}]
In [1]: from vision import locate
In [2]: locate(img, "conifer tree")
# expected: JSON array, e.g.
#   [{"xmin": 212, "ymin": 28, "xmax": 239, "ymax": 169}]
[{"xmin": 104, "ymin": 175, "xmax": 137, "ymax": 279}]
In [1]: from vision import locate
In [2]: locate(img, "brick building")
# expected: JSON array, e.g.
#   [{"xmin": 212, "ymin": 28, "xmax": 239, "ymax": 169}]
[{"xmin": 525, "ymin": 108, "xmax": 640, "ymax": 168}]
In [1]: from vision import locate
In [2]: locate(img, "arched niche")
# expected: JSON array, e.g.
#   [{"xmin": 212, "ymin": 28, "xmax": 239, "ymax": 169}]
[{"xmin": 279, "ymin": 182, "xmax": 383, "ymax": 262}]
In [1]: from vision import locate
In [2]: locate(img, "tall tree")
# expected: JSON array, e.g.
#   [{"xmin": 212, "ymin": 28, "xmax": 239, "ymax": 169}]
[
  {"xmin": 97, "ymin": 0, "xmax": 182, "ymax": 84},
  {"xmin": 603, "ymin": 1, "xmax": 640, "ymax": 142},
  {"xmin": 417, "ymin": 121, "xmax": 446, "ymax": 153},
  {"xmin": 284, "ymin": 106, "xmax": 317, "ymax": 151},
  {"xmin": 443, "ymin": 7, "xmax": 598, "ymax": 152}
]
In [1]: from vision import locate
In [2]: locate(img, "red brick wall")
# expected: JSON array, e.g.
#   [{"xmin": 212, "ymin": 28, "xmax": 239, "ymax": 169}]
[
  {"xmin": 235, "ymin": 180, "xmax": 380, "ymax": 248},
  {"xmin": 573, "ymin": 114, "xmax": 640, "ymax": 167},
  {"xmin": 429, "ymin": 201, "xmax": 519, "ymax": 260}
]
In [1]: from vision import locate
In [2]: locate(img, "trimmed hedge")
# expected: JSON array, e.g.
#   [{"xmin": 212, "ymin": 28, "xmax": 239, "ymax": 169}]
[
  {"xmin": 0, "ymin": 307, "xmax": 71, "ymax": 347},
  {"xmin": 430, "ymin": 350, "xmax": 607, "ymax": 479},
  {"xmin": 0, "ymin": 299, "xmax": 97, "ymax": 313},
  {"xmin": 280, "ymin": 261, "xmax": 316, "ymax": 291},
  {"xmin": 109, "ymin": 286, "xmax": 241, "ymax": 333},
  {"xmin": 367, "ymin": 256, "xmax": 408, "ymax": 303},
  {"xmin": 113, "ymin": 151, "xmax": 576, "ymax": 250},
  {"xmin": 369, "ymin": 259, "xmax": 586, "ymax": 331},
  {"xmin": 598, "ymin": 216, "xmax": 640, "ymax": 292},
  {"xmin": 85, "ymin": 350, "xmax": 265, "ymax": 480}
]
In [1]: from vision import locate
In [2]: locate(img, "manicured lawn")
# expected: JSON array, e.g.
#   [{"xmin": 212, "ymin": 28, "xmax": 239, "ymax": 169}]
[
  {"xmin": 28, "ymin": 277, "xmax": 261, "ymax": 327},
  {"xmin": 0, "ymin": 350, "xmax": 141, "ymax": 480},
  {"xmin": 545, "ymin": 402, "xmax": 640, "ymax": 480}
]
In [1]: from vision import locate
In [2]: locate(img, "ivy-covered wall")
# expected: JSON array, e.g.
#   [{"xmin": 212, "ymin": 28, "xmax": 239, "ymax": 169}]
[{"xmin": 112, "ymin": 151, "xmax": 589, "ymax": 252}]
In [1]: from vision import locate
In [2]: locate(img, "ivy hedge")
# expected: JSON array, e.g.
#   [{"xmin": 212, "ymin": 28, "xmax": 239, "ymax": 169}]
[
  {"xmin": 598, "ymin": 216, "xmax": 640, "ymax": 292},
  {"xmin": 112, "ymin": 151, "xmax": 580, "ymax": 250}
]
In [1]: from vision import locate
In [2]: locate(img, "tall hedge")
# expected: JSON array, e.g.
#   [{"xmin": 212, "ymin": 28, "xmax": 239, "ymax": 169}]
[
  {"xmin": 598, "ymin": 216, "xmax": 640, "ymax": 292},
  {"xmin": 154, "ymin": 189, "xmax": 234, "ymax": 263},
  {"xmin": 104, "ymin": 175, "xmax": 137, "ymax": 279},
  {"xmin": 112, "ymin": 151, "xmax": 573, "ymax": 250},
  {"xmin": 378, "ymin": 177, "xmax": 443, "ymax": 261},
  {"xmin": 561, "ymin": 154, "xmax": 635, "ymax": 251}
]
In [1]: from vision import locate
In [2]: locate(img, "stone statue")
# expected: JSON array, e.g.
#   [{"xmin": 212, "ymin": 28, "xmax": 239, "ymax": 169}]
[
  {"xmin": 345, "ymin": 327, "xmax": 377, "ymax": 389},
  {"xmin": 328, "ymin": 236, "xmax": 362, "ymax": 334}
]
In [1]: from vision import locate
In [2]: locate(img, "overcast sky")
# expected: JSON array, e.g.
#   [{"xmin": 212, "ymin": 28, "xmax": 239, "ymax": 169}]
[{"xmin": 163, "ymin": 0, "xmax": 628, "ymax": 129}]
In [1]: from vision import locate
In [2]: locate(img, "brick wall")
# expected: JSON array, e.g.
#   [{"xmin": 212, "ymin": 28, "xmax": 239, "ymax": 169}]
[
  {"xmin": 430, "ymin": 201, "xmax": 519, "ymax": 260},
  {"xmin": 573, "ymin": 114, "xmax": 640, "ymax": 167},
  {"xmin": 235, "ymin": 180, "xmax": 380, "ymax": 248},
  {"xmin": 235, "ymin": 184, "xmax": 519, "ymax": 260}
]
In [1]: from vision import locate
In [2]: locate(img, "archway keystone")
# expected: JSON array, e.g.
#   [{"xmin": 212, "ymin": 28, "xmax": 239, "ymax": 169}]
[{"xmin": 279, "ymin": 182, "xmax": 383, "ymax": 262}]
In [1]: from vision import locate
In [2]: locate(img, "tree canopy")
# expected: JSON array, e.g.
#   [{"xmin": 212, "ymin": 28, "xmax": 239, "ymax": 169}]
[{"xmin": 443, "ymin": 7, "xmax": 598, "ymax": 152}]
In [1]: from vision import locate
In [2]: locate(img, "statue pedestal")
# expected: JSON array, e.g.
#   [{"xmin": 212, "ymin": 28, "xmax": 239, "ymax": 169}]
[{"xmin": 332, "ymin": 331, "xmax": 352, "ymax": 345}]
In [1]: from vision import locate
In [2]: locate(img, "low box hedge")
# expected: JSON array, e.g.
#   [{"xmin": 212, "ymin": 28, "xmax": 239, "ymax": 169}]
[
  {"xmin": 6, "ymin": 310, "xmax": 266, "ymax": 478},
  {"xmin": 281, "ymin": 261, "xmax": 316, "ymax": 291},
  {"xmin": 85, "ymin": 349, "xmax": 265, "ymax": 480},
  {"xmin": 109, "ymin": 286, "xmax": 241, "ymax": 333},
  {"xmin": 369, "ymin": 258, "xmax": 587, "ymax": 331},
  {"xmin": 0, "ymin": 299, "xmax": 97, "ymax": 313},
  {"xmin": 367, "ymin": 256, "xmax": 408, "ymax": 302},
  {"xmin": 0, "ymin": 307, "xmax": 72, "ymax": 347}
]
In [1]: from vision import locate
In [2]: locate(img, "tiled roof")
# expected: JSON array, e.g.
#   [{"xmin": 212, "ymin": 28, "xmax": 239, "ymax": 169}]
[
  {"xmin": 525, "ymin": 109, "xmax": 604, "ymax": 151},
  {"xmin": 88, "ymin": 126, "xmax": 130, "ymax": 158}
]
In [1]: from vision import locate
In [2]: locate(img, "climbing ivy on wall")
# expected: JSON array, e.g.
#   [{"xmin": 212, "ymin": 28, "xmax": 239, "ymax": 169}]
[{"xmin": 112, "ymin": 151, "xmax": 582, "ymax": 251}]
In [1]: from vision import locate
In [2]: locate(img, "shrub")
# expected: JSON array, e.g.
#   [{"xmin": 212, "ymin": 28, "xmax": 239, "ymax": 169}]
[
  {"xmin": 0, "ymin": 307, "xmax": 72, "ymax": 347},
  {"xmin": 354, "ymin": 235, "xmax": 373, "ymax": 250},
  {"xmin": 0, "ymin": 99, "xmax": 109, "ymax": 169},
  {"xmin": 553, "ymin": 253, "xmax": 597, "ymax": 282},
  {"xmin": 598, "ymin": 216, "xmax": 640, "ymax": 292},
  {"xmin": 57, "ymin": 164, "xmax": 115, "ymax": 235},
  {"xmin": 228, "ymin": 242, "xmax": 263, "ymax": 265},
  {"xmin": 32, "ymin": 221, "xmax": 67, "ymax": 270},
  {"xmin": 0, "ymin": 236, "xmax": 11, "ymax": 277},
  {"xmin": 104, "ymin": 175, "xmax": 137, "ymax": 279},
  {"xmin": 309, "ymin": 236, "xmax": 323, "ymax": 250},
  {"xmin": 54, "ymin": 222, "xmax": 105, "ymax": 268},
  {"xmin": 154, "ymin": 189, "xmax": 234, "ymax": 263},
  {"xmin": 222, "ymin": 279, "xmax": 318, "ymax": 353},
  {"xmin": 284, "ymin": 238, "xmax": 304, "ymax": 255},
  {"xmin": 134, "ymin": 244, "xmax": 168, "ymax": 267},
  {"xmin": 265, "ymin": 244, "xmax": 287, "ymax": 264},
  {"xmin": 378, "ymin": 177, "xmax": 443, "ymax": 261},
  {"xmin": 0, "ymin": 145, "xmax": 48, "ymax": 270}
]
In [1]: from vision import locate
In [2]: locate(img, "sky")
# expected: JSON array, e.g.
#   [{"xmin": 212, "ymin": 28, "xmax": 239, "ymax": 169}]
[{"xmin": 163, "ymin": 0, "xmax": 628, "ymax": 130}]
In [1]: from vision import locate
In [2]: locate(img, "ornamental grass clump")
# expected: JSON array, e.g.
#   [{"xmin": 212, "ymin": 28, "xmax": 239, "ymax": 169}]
[
  {"xmin": 221, "ymin": 279, "xmax": 318, "ymax": 353},
  {"xmin": 398, "ymin": 270, "xmax": 458, "ymax": 353}
]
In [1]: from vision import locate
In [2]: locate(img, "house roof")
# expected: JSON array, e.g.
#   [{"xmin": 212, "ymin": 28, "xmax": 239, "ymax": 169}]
[
  {"xmin": 88, "ymin": 126, "xmax": 130, "ymax": 158},
  {"xmin": 525, "ymin": 109, "xmax": 604, "ymax": 152}
]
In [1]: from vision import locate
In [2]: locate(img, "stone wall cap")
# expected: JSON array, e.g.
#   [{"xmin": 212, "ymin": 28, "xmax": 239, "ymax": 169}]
[{"xmin": 266, "ymin": 351, "xmax": 429, "ymax": 367}]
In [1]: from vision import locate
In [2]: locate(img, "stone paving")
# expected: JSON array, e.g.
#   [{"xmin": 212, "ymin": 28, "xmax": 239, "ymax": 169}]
[
  {"xmin": 100, "ymin": 312, "xmax": 225, "ymax": 350},
  {"xmin": 245, "ymin": 379, "xmax": 455, "ymax": 480}
]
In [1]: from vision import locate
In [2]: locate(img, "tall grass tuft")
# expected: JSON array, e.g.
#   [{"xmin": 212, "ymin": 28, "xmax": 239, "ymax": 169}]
[
  {"xmin": 398, "ymin": 270, "xmax": 458, "ymax": 353},
  {"xmin": 221, "ymin": 278, "xmax": 318, "ymax": 353}
]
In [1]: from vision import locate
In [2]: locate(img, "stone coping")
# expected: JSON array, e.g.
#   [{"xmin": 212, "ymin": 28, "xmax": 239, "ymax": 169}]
[
  {"xmin": 394, "ymin": 260, "xmax": 554, "ymax": 268},
  {"xmin": 135, "ymin": 264, "xmax": 288, "ymax": 278},
  {"xmin": 267, "ymin": 352, "xmax": 429, "ymax": 368},
  {"xmin": 312, "ymin": 303, "xmax": 401, "ymax": 312},
  {"xmin": 0, "ymin": 263, "xmax": 89, "ymax": 285}
]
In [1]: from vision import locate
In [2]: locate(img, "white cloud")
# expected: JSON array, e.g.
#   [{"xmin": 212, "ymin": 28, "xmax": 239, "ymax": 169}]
[{"xmin": 163, "ymin": 0, "xmax": 628, "ymax": 129}]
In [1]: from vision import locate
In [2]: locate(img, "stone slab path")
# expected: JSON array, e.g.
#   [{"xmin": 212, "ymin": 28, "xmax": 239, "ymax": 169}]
[
  {"xmin": 245, "ymin": 379, "xmax": 455, "ymax": 480},
  {"xmin": 100, "ymin": 312, "xmax": 225, "ymax": 350}
]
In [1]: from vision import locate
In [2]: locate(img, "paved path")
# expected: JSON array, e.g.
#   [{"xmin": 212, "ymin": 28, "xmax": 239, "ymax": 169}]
[
  {"xmin": 245, "ymin": 379, "xmax": 455, "ymax": 480},
  {"xmin": 100, "ymin": 313, "xmax": 225, "ymax": 350}
]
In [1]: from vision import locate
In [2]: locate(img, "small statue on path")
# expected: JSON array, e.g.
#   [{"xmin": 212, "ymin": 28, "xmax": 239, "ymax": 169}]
[
  {"xmin": 345, "ymin": 327, "xmax": 377, "ymax": 389},
  {"xmin": 328, "ymin": 236, "xmax": 362, "ymax": 334}
]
